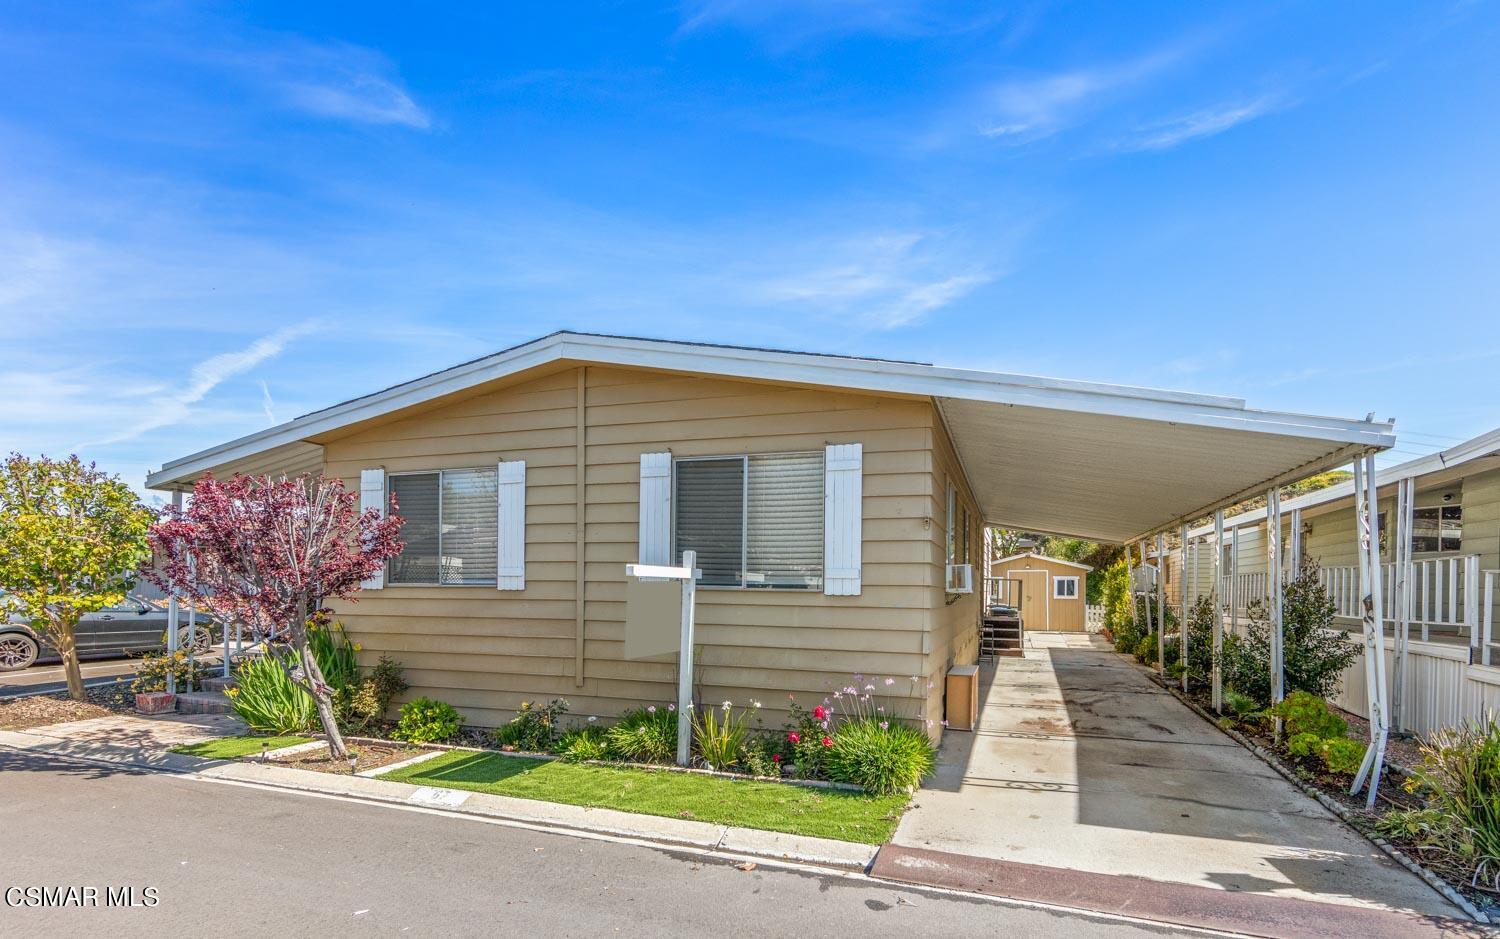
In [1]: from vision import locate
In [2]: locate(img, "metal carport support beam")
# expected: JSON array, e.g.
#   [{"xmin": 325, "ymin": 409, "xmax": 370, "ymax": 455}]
[
  {"xmin": 1212, "ymin": 509, "xmax": 1224, "ymax": 712},
  {"xmin": 1155, "ymin": 532, "xmax": 1167, "ymax": 677},
  {"xmin": 1179, "ymin": 523, "xmax": 1189, "ymax": 692}
]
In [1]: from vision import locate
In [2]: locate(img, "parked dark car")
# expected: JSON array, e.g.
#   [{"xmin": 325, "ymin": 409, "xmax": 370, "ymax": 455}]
[{"xmin": 0, "ymin": 592, "xmax": 217, "ymax": 672}]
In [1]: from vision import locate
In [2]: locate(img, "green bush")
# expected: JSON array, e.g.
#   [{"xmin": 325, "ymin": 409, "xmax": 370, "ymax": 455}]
[
  {"xmin": 1222, "ymin": 688, "xmax": 1259, "ymax": 719},
  {"xmin": 229, "ymin": 653, "xmax": 315, "ymax": 734},
  {"xmin": 556, "ymin": 725, "xmax": 610, "ymax": 763},
  {"xmin": 1183, "ymin": 595, "xmax": 1217, "ymax": 683},
  {"xmin": 1217, "ymin": 566, "xmax": 1358, "ymax": 707},
  {"xmin": 493, "ymin": 698, "xmax": 569, "ymax": 752},
  {"xmin": 606, "ymin": 706, "xmax": 677, "ymax": 763},
  {"xmin": 393, "ymin": 697, "xmax": 463, "ymax": 744},
  {"xmin": 1270, "ymin": 691, "xmax": 1348, "ymax": 740},
  {"xmin": 1402, "ymin": 718, "xmax": 1500, "ymax": 884},
  {"xmin": 1286, "ymin": 732, "xmax": 1324, "ymax": 760},
  {"xmin": 824, "ymin": 718, "xmax": 936, "ymax": 795},
  {"xmin": 338, "ymin": 655, "xmax": 407, "ymax": 735},
  {"xmin": 1319, "ymin": 737, "xmax": 1366, "ymax": 775}
]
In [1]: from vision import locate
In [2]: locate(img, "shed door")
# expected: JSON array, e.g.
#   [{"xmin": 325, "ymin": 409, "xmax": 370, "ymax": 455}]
[{"xmin": 1007, "ymin": 568, "xmax": 1049, "ymax": 631}]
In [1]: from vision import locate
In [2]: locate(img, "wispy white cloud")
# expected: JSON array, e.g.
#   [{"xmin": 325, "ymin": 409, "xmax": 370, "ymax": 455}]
[
  {"xmin": 1114, "ymin": 96, "xmax": 1283, "ymax": 151},
  {"xmin": 677, "ymin": 0, "xmax": 1014, "ymax": 44},
  {"xmin": 761, "ymin": 232, "xmax": 993, "ymax": 329},
  {"xmin": 259, "ymin": 380, "xmax": 276, "ymax": 424},
  {"xmin": 975, "ymin": 48, "xmax": 1187, "ymax": 144},
  {"xmin": 93, "ymin": 321, "xmax": 319, "ymax": 446},
  {"xmin": 280, "ymin": 70, "xmax": 430, "ymax": 129}
]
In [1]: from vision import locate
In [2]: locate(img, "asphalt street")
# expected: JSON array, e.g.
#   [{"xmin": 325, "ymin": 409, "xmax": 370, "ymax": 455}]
[{"xmin": 0, "ymin": 747, "xmax": 1205, "ymax": 938}]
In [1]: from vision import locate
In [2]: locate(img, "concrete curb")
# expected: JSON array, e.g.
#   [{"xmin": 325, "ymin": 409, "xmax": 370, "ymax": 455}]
[
  {"xmin": 1154, "ymin": 676, "xmax": 1491, "ymax": 925},
  {"xmin": 0, "ymin": 729, "xmax": 879, "ymax": 872}
]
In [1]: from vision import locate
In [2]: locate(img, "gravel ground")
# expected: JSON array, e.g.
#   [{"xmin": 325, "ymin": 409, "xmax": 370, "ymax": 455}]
[{"xmin": 273, "ymin": 742, "xmax": 426, "ymax": 775}]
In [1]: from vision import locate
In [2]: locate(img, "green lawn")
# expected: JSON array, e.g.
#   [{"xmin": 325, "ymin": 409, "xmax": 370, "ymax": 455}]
[
  {"xmin": 171, "ymin": 735, "xmax": 315, "ymax": 759},
  {"xmin": 381, "ymin": 751, "xmax": 909, "ymax": 844}
]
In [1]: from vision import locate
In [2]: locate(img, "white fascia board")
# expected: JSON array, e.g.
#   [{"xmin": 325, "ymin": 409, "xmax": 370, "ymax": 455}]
[{"xmin": 147, "ymin": 331, "xmax": 1396, "ymax": 489}]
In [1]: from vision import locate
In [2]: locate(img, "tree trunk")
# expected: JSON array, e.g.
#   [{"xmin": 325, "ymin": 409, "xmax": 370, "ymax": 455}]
[
  {"xmin": 53, "ymin": 616, "xmax": 86, "ymax": 702},
  {"xmin": 299, "ymin": 642, "xmax": 349, "ymax": 761}
]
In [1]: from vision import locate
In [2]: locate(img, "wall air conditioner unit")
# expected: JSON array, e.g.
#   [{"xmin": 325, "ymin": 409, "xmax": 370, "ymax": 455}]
[{"xmin": 946, "ymin": 563, "xmax": 974, "ymax": 594}]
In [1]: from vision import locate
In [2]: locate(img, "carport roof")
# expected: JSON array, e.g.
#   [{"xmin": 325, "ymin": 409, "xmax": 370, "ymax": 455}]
[{"xmin": 146, "ymin": 331, "xmax": 1394, "ymax": 544}]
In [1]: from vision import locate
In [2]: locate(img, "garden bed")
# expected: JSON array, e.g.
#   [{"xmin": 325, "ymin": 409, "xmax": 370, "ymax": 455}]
[
  {"xmin": 1168, "ymin": 676, "xmax": 1496, "ymax": 922},
  {"xmin": 274, "ymin": 741, "xmax": 426, "ymax": 775},
  {"xmin": 377, "ymin": 749, "xmax": 909, "ymax": 845},
  {"xmin": 0, "ymin": 693, "xmax": 113, "ymax": 730}
]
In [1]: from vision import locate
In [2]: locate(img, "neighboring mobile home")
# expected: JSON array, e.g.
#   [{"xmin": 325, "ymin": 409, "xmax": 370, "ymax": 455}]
[
  {"xmin": 989, "ymin": 553, "xmax": 1092, "ymax": 632},
  {"xmin": 146, "ymin": 332, "xmax": 1394, "ymax": 733},
  {"xmin": 1173, "ymin": 426, "xmax": 1500, "ymax": 736}
]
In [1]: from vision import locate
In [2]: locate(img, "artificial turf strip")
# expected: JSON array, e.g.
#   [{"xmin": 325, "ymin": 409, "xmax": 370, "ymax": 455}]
[
  {"xmin": 171, "ymin": 735, "xmax": 315, "ymax": 759},
  {"xmin": 381, "ymin": 750, "xmax": 909, "ymax": 845}
]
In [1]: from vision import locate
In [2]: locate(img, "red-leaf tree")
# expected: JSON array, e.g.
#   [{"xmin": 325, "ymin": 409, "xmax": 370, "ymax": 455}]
[{"xmin": 148, "ymin": 473, "xmax": 403, "ymax": 759}]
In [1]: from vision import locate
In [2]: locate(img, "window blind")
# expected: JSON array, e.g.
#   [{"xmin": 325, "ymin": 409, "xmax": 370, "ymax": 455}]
[
  {"xmin": 747, "ymin": 452, "xmax": 823, "ymax": 589},
  {"xmin": 441, "ymin": 467, "xmax": 498, "ymax": 585},
  {"xmin": 390, "ymin": 473, "xmax": 440, "ymax": 584},
  {"xmin": 674, "ymin": 458, "xmax": 744, "ymax": 586}
]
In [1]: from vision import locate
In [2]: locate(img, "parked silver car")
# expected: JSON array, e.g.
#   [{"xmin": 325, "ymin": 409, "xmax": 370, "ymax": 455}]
[{"xmin": 0, "ymin": 591, "xmax": 217, "ymax": 672}]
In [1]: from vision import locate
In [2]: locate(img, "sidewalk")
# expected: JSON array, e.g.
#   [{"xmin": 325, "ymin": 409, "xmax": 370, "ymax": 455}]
[{"xmin": 0, "ymin": 713, "xmax": 876, "ymax": 871}]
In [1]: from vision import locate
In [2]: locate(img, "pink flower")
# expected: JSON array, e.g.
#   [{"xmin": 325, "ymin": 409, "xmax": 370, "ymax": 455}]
[
  {"xmin": 646, "ymin": 705, "xmax": 656, "ymax": 714},
  {"xmin": 813, "ymin": 705, "xmax": 827, "ymax": 720},
  {"xmin": 667, "ymin": 703, "xmax": 675, "ymax": 712},
  {"xmin": 883, "ymin": 678, "xmax": 895, "ymax": 686},
  {"xmin": 821, "ymin": 736, "xmax": 833, "ymax": 748},
  {"xmin": 879, "ymin": 721, "xmax": 889, "ymax": 730},
  {"xmin": 788, "ymin": 731, "xmax": 801, "ymax": 744},
  {"xmin": 772, "ymin": 753, "xmax": 782, "ymax": 762}
]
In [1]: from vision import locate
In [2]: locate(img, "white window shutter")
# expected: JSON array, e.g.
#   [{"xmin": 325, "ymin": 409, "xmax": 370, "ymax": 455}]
[
  {"xmin": 638, "ymin": 452, "xmax": 672, "ymax": 566},
  {"xmin": 360, "ymin": 468, "xmax": 386, "ymax": 590},
  {"xmin": 824, "ymin": 443, "xmax": 862, "ymax": 596},
  {"xmin": 497, "ymin": 460, "xmax": 526, "ymax": 590}
]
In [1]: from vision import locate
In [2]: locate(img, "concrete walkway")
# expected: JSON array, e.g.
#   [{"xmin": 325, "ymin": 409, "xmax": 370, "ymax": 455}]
[{"xmin": 889, "ymin": 633, "xmax": 1462, "ymax": 920}]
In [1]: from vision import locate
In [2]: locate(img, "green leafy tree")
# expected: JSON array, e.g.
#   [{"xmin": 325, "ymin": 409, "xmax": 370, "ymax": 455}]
[{"xmin": 0, "ymin": 454, "xmax": 154, "ymax": 700}]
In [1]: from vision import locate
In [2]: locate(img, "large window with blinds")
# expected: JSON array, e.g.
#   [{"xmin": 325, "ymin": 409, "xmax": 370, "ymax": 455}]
[
  {"xmin": 674, "ymin": 452, "xmax": 824, "ymax": 589},
  {"xmin": 387, "ymin": 468, "xmax": 498, "ymax": 585}
]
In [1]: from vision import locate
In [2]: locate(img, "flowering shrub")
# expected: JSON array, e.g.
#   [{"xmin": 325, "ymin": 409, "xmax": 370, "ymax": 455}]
[
  {"xmin": 130, "ymin": 649, "xmax": 215, "ymax": 694},
  {"xmin": 494, "ymin": 698, "xmax": 569, "ymax": 751},
  {"xmin": 557, "ymin": 725, "xmax": 610, "ymax": 763}
]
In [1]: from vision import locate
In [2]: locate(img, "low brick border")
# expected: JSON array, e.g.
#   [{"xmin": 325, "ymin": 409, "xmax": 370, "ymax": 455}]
[{"xmin": 1149, "ymin": 672, "xmax": 1490, "ymax": 924}]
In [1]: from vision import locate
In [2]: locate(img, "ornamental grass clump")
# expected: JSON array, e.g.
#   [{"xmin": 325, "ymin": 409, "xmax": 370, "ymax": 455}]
[
  {"xmin": 606, "ymin": 705, "xmax": 677, "ymax": 763},
  {"xmin": 557, "ymin": 725, "xmax": 610, "ymax": 763},
  {"xmin": 229, "ymin": 652, "xmax": 316, "ymax": 734},
  {"xmin": 692, "ymin": 702, "xmax": 752, "ymax": 771},
  {"xmin": 824, "ymin": 717, "xmax": 936, "ymax": 795},
  {"xmin": 1389, "ymin": 718, "xmax": 1500, "ymax": 889}
]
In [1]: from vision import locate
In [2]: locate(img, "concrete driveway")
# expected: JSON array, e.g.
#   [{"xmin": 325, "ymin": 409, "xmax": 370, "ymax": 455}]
[{"xmin": 886, "ymin": 633, "xmax": 1462, "ymax": 923}]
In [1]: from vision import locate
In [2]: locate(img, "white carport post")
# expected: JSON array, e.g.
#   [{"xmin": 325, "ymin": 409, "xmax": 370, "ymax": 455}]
[
  {"xmin": 1267, "ymin": 488, "xmax": 1285, "ymax": 734},
  {"xmin": 1212, "ymin": 510, "xmax": 1225, "ymax": 712},
  {"xmin": 166, "ymin": 490, "xmax": 182, "ymax": 696},
  {"xmin": 1179, "ymin": 523, "xmax": 1190, "ymax": 691},
  {"xmin": 1393, "ymin": 476, "xmax": 1414, "ymax": 731},
  {"xmin": 1155, "ymin": 532, "xmax": 1166, "ymax": 677},
  {"xmin": 1351, "ymin": 455, "xmax": 1391, "ymax": 808},
  {"xmin": 1125, "ymin": 543, "xmax": 1138, "ymax": 634},
  {"xmin": 1229, "ymin": 525, "xmax": 1240, "ymax": 636},
  {"xmin": 1289, "ymin": 508, "xmax": 1302, "ymax": 576}
]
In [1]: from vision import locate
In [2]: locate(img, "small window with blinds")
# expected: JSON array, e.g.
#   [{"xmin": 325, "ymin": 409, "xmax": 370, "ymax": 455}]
[
  {"xmin": 387, "ymin": 468, "xmax": 498, "ymax": 585},
  {"xmin": 674, "ymin": 452, "xmax": 824, "ymax": 590}
]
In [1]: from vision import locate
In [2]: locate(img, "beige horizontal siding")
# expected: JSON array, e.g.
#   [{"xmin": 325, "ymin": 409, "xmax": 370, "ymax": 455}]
[{"xmin": 324, "ymin": 363, "xmax": 951, "ymax": 730}]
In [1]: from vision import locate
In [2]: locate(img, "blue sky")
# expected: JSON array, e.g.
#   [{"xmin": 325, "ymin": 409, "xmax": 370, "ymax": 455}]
[{"xmin": 2, "ymin": 2, "xmax": 1497, "ymax": 495}]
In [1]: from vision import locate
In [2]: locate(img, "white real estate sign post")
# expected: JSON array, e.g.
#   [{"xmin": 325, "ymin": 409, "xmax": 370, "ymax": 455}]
[{"xmin": 624, "ymin": 550, "xmax": 700, "ymax": 766}]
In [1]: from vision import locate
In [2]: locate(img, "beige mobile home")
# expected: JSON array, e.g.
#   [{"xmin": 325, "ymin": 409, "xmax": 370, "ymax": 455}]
[
  {"xmin": 146, "ymin": 332, "xmax": 1394, "ymax": 734},
  {"xmin": 990, "ymin": 552, "xmax": 1092, "ymax": 632}
]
